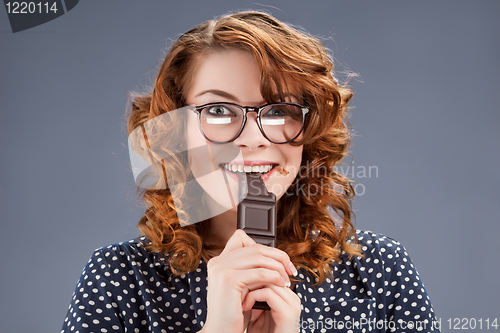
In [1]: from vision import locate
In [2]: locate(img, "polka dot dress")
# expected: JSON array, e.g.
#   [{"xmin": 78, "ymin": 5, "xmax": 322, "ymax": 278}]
[{"xmin": 62, "ymin": 231, "xmax": 440, "ymax": 332}]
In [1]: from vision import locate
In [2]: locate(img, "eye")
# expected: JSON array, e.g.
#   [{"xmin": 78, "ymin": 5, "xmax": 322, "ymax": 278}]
[
  {"xmin": 263, "ymin": 106, "xmax": 286, "ymax": 117},
  {"xmin": 206, "ymin": 104, "xmax": 234, "ymax": 116}
]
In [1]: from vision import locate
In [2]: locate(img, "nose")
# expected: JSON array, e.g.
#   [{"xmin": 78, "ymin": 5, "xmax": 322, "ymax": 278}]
[{"xmin": 232, "ymin": 112, "xmax": 270, "ymax": 151}]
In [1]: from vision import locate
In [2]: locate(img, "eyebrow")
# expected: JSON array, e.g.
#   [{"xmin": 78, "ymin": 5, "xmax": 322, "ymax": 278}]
[
  {"xmin": 194, "ymin": 89, "xmax": 240, "ymax": 102},
  {"xmin": 194, "ymin": 89, "xmax": 297, "ymax": 102}
]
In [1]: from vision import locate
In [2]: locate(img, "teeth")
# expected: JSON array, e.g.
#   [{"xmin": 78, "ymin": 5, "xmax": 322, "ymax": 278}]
[{"xmin": 222, "ymin": 163, "xmax": 276, "ymax": 174}]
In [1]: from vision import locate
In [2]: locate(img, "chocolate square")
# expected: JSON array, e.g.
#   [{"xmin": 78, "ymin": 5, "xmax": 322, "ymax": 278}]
[{"xmin": 237, "ymin": 201, "xmax": 276, "ymax": 237}]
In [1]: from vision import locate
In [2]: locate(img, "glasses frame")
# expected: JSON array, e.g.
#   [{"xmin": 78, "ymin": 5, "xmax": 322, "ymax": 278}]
[{"xmin": 193, "ymin": 102, "xmax": 309, "ymax": 144}]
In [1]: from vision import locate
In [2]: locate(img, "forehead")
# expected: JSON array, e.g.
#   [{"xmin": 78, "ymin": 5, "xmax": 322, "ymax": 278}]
[
  {"xmin": 186, "ymin": 49, "xmax": 263, "ymax": 105},
  {"xmin": 186, "ymin": 49, "xmax": 300, "ymax": 105}
]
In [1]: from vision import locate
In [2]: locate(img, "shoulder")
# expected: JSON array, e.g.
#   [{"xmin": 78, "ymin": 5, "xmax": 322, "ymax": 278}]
[
  {"xmin": 355, "ymin": 229, "xmax": 411, "ymax": 264},
  {"xmin": 83, "ymin": 236, "xmax": 167, "ymax": 280},
  {"xmin": 88, "ymin": 237, "xmax": 148, "ymax": 264},
  {"xmin": 356, "ymin": 230, "xmax": 408, "ymax": 260},
  {"xmin": 353, "ymin": 229, "xmax": 416, "ymax": 274},
  {"xmin": 356, "ymin": 229, "xmax": 404, "ymax": 251},
  {"xmin": 351, "ymin": 230, "xmax": 424, "ymax": 297}
]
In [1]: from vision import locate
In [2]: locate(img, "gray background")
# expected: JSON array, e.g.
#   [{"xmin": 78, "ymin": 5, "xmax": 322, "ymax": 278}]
[{"xmin": 1, "ymin": 1, "xmax": 499, "ymax": 332}]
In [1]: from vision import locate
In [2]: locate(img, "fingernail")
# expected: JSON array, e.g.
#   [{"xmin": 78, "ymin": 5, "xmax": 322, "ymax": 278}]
[
  {"xmin": 289, "ymin": 262, "xmax": 298, "ymax": 276},
  {"xmin": 283, "ymin": 274, "xmax": 291, "ymax": 287}
]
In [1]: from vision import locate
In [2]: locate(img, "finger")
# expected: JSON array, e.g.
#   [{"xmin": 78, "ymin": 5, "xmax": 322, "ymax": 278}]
[
  {"xmin": 221, "ymin": 229, "xmax": 256, "ymax": 254},
  {"xmin": 236, "ymin": 268, "xmax": 287, "ymax": 289},
  {"xmin": 240, "ymin": 283, "xmax": 293, "ymax": 310},
  {"xmin": 242, "ymin": 287, "xmax": 285, "ymax": 312},
  {"xmin": 219, "ymin": 249, "xmax": 291, "ymax": 286},
  {"xmin": 245, "ymin": 244, "xmax": 298, "ymax": 277},
  {"xmin": 242, "ymin": 284, "xmax": 300, "ymax": 312},
  {"xmin": 241, "ymin": 281, "xmax": 283, "ymax": 303},
  {"xmin": 255, "ymin": 283, "xmax": 299, "ymax": 305},
  {"xmin": 243, "ymin": 309, "xmax": 252, "ymax": 329},
  {"xmin": 220, "ymin": 231, "xmax": 298, "ymax": 277}
]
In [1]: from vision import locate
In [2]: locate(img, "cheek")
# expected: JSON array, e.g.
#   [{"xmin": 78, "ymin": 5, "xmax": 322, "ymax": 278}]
[
  {"xmin": 186, "ymin": 113, "xmax": 205, "ymax": 149},
  {"xmin": 287, "ymin": 145, "xmax": 303, "ymax": 172},
  {"xmin": 186, "ymin": 113, "xmax": 209, "ymax": 179},
  {"xmin": 284, "ymin": 145, "xmax": 303, "ymax": 189},
  {"xmin": 271, "ymin": 145, "xmax": 303, "ymax": 199}
]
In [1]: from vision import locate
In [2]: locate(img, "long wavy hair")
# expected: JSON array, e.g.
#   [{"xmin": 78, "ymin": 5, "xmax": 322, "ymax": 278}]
[{"xmin": 127, "ymin": 11, "xmax": 362, "ymax": 285}]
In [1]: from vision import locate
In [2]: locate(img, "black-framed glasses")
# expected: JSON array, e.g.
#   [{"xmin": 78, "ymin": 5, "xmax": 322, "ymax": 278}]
[{"xmin": 193, "ymin": 102, "xmax": 309, "ymax": 144}]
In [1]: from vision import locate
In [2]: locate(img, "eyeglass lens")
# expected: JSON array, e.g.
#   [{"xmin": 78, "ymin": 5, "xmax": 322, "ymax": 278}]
[{"xmin": 199, "ymin": 103, "xmax": 304, "ymax": 143}]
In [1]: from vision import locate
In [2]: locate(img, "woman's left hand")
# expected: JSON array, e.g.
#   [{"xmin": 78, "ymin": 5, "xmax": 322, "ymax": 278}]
[{"xmin": 242, "ymin": 282, "xmax": 301, "ymax": 333}]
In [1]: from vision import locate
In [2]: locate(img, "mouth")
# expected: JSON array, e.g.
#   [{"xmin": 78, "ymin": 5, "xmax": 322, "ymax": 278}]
[
  {"xmin": 219, "ymin": 162, "xmax": 279, "ymax": 184},
  {"xmin": 220, "ymin": 163, "xmax": 278, "ymax": 175}
]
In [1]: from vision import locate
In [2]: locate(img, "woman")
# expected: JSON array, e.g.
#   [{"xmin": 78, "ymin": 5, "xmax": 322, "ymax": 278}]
[{"xmin": 62, "ymin": 11, "xmax": 440, "ymax": 333}]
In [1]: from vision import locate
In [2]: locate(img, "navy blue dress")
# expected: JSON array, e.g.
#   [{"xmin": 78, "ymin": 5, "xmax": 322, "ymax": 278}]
[{"xmin": 62, "ymin": 230, "xmax": 440, "ymax": 332}]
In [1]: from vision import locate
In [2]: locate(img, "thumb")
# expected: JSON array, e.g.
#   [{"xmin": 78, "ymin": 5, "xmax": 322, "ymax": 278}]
[{"xmin": 221, "ymin": 229, "xmax": 256, "ymax": 254}]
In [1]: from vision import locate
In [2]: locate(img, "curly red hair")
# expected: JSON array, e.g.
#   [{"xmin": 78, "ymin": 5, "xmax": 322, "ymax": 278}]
[{"xmin": 127, "ymin": 11, "xmax": 361, "ymax": 285}]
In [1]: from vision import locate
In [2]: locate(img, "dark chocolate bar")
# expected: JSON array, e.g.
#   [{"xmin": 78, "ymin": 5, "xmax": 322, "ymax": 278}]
[
  {"xmin": 237, "ymin": 172, "xmax": 277, "ymax": 246},
  {"xmin": 237, "ymin": 172, "xmax": 276, "ymax": 310}
]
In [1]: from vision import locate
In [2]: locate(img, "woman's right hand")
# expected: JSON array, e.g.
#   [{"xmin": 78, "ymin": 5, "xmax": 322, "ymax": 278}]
[{"xmin": 201, "ymin": 229, "xmax": 297, "ymax": 333}]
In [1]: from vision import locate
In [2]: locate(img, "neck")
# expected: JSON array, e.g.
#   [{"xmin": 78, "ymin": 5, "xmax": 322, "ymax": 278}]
[{"xmin": 203, "ymin": 209, "xmax": 238, "ymax": 254}]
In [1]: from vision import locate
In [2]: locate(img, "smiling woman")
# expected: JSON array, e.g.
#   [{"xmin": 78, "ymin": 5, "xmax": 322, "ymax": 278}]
[
  {"xmin": 186, "ymin": 50, "xmax": 304, "ymax": 218},
  {"xmin": 62, "ymin": 10, "xmax": 440, "ymax": 333}
]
